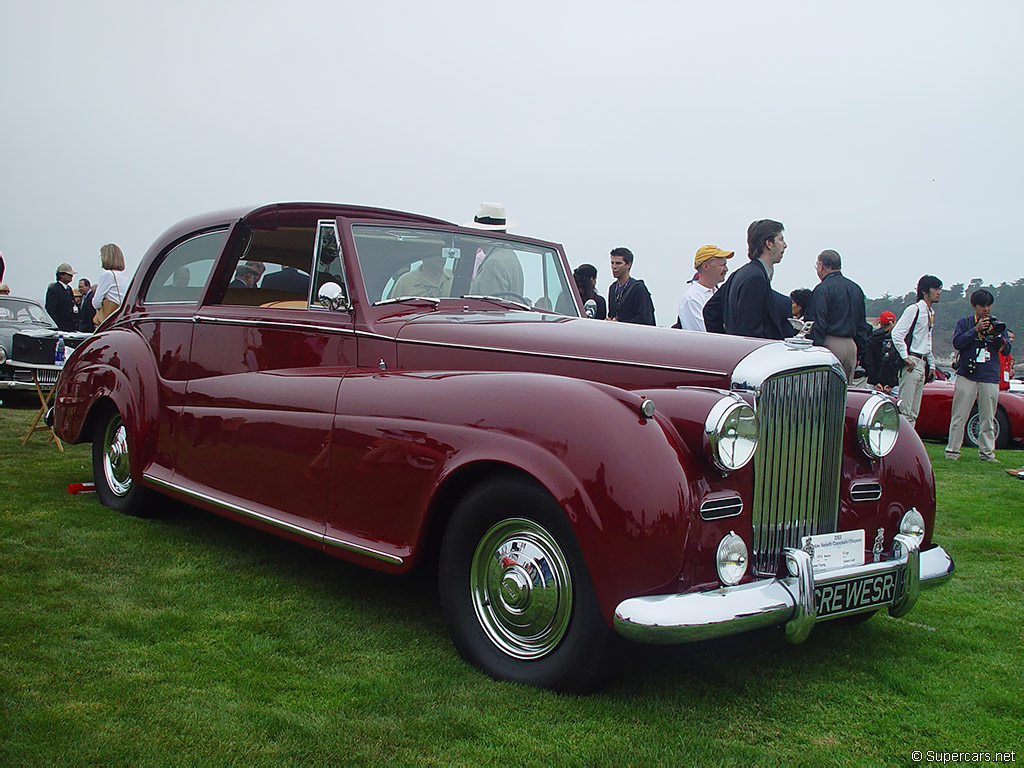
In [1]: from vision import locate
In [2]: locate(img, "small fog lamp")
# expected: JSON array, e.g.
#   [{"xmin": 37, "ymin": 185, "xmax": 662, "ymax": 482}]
[
  {"xmin": 899, "ymin": 508, "xmax": 926, "ymax": 545},
  {"xmin": 858, "ymin": 394, "xmax": 900, "ymax": 458},
  {"xmin": 716, "ymin": 531, "xmax": 748, "ymax": 586}
]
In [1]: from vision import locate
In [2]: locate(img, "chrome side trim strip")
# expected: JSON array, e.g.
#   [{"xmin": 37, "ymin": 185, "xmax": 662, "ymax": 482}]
[
  {"xmin": 180, "ymin": 314, "xmax": 729, "ymax": 377},
  {"xmin": 397, "ymin": 336, "xmax": 729, "ymax": 377},
  {"xmin": 142, "ymin": 474, "xmax": 404, "ymax": 565},
  {"xmin": 192, "ymin": 315, "xmax": 357, "ymax": 336}
]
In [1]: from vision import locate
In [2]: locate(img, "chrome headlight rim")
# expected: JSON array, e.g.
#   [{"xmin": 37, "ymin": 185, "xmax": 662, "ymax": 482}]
[
  {"xmin": 857, "ymin": 394, "xmax": 900, "ymax": 458},
  {"xmin": 0, "ymin": 344, "xmax": 7, "ymax": 364},
  {"xmin": 704, "ymin": 396, "xmax": 758, "ymax": 472},
  {"xmin": 716, "ymin": 531, "xmax": 749, "ymax": 586},
  {"xmin": 899, "ymin": 508, "xmax": 926, "ymax": 545}
]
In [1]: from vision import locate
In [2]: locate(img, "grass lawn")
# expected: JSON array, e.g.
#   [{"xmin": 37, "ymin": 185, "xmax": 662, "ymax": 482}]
[{"xmin": 1, "ymin": 402, "xmax": 1021, "ymax": 766}]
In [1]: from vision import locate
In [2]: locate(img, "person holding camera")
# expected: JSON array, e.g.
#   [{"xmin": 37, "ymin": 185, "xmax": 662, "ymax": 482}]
[{"xmin": 945, "ymin": 289, "xmax": 1012, "ymax": 462}]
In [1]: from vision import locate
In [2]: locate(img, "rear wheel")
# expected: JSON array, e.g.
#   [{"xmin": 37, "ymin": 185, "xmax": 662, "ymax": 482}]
[
  {"xmin": 439, "ymin": 476, "xmax": 614, "ymax": 692},
  {"xmin": 964, "ymin": 406, "xmax": 1010, "ymax": 450},
  {"xmin": 92, "ymin": 408, "xmax": 154, "ymax": 516}
]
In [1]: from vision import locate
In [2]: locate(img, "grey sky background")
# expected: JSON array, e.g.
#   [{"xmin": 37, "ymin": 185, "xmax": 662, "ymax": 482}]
[{"xmin": 2, "ymin": 1, "xmax": 1021, "ymax": 325}]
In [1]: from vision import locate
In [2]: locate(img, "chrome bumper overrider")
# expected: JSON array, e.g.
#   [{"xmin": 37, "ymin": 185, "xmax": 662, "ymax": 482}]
[{"xmin": 613, "ymin": 535, "xmax": 954, "ymax": 644}]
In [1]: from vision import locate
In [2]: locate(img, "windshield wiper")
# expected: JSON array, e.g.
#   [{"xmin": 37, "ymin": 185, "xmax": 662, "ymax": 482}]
[
  {"xmin": 374, "ymin": 296, "xmax": 441, "ymax": 307},
  {"xmin": 460, "ymin": 294, "xmax": 532, "ymax": 311}
]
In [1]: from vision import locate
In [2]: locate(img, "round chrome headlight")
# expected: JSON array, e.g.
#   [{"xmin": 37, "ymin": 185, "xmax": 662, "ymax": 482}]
[
  {"xmin": 899, "ymin": 508, "xmax": 926, "ymax": 545},
  {"xmin": 716, "ymin": 531, "xmax": 748, "ymax": 586},
  {"xmin": 857, "ymin": 394, "xmax": 900, "ymax": 458},
  {"xmin": 704, "ymin": 396, "xmax": 758, "ymax": 472},
  {"xmin": 0, "ymin": 344, "xmax": 7, "ymax": 364}
]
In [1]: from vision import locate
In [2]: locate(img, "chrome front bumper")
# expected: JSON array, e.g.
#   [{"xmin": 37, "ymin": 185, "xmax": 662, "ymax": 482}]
[{"xmin": 613, "ymin": 535, "xmax": 954, "ymax": 644}]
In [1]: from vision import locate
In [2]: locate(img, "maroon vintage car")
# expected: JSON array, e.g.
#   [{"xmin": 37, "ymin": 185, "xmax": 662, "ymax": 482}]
[
  {"xmin": 52, "ymin": 203, "xmax": 954, "ymax": 691},
  {"xmin": 916, "ymin": 379, "xmax": 1024, "ymax": 449}
]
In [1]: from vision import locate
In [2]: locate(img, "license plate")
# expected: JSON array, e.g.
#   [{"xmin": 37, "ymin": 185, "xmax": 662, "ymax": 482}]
[
  {"xmin": 815, "ymin": 569, "xmax": 907, "ymax": 618},
  {"xmin": 801, "ymin": 530, "xmax": 866, "ymax": 573}
]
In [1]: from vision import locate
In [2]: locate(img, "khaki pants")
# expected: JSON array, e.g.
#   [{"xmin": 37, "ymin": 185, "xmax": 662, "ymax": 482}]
[
  {"xmin": 945, "ymin": 377, "xmax": 998, "ymax": 460},
  {"xmin": 824, "ymin": 335, "xmax": 857, "ymax": 383},
  {"xmin": 898, "ymin": 361, "xmax": 926, "ymax": 426}
]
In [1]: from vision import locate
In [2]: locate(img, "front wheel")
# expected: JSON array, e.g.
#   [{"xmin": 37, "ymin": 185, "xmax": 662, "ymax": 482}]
[
  {"xmin": 92, "ymin": 408, "xmax": 154, "ymax": 516},
  {"xmin": 439, "ymin": 476, "xmax": 614, "ymax": 692}
]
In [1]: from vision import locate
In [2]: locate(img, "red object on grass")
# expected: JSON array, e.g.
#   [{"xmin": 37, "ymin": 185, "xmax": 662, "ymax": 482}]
[{"xmin": 67, "ymin": 482, "xmax": 96, "ymax": 494}]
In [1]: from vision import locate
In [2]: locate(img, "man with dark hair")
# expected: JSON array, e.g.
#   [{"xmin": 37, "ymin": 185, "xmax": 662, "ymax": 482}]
[
  {"xmin": 945, "ymin": 289, "xmax": 1011, "ymax": 462},
  {"xmin": 703, "ymin": 219, "xmax": 787, "ymax": 339},
  {"xmin": 45, "ymin": 262, "xmax": 79, "ymax": 331},
  {"xmin": 78, "ymin": 277, "xmax": 97, "ymax": 332},
  {"xmin": 607, "ymin": 247, "xmax": 655, "ymax": 325},
  {"xmin": 891, "ymin": 275, "xmax": 942, "ymax": 426},
  {"xmin": 806, "ymin": 249, "xmax": 871, "ymax": 381}
]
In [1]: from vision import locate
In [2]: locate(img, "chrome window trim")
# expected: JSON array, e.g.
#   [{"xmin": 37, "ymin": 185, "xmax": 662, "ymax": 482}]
[{"xmin": 143, "ymin": 475, "xmax": 403, "ymax": 565}]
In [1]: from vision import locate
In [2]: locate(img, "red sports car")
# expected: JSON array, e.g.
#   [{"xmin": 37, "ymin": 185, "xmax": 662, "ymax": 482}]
[
  {"xmin": 52, "ymin": 202, "xmax": 954, "ymax": 691},
  {"xmin": 916, "ymin": 379, "xmax": 1024, "ymax": 449}
]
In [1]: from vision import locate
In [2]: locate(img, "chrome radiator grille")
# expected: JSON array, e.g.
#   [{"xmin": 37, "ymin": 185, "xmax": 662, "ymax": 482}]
[{"xmin": 750, "ymin": 367, "xmax": 846, "ymax": 575}]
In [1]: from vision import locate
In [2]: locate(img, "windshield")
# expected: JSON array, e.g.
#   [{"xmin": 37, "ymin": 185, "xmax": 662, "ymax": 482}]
[
  {"xmin": 0, "ymin": 298, "xmax": 56, "ymax": 326},
  {"xmin": 351, "ymin": 225, "xmax": 579, "ymax": 316}
]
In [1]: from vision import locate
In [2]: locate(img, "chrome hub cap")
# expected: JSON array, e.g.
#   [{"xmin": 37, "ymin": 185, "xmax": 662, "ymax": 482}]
[
  {"xmin": 470, "ymin": 518, "xmax": 573, "ymax": 659},
  {"xmin": 103, "ymin": 416, "xmax": 132, "ymax": 497}
]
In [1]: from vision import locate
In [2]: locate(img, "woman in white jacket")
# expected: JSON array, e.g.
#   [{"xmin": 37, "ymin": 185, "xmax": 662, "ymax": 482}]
[{"xmin": 91, "ymin": 243, "xmax": 125, "ymax": 325}]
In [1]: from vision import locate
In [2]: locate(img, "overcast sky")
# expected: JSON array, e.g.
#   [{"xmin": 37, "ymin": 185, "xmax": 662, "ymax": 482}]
[{"xmin": 2, "ymin": 1, "xmax": 1022, "ymax": 325}]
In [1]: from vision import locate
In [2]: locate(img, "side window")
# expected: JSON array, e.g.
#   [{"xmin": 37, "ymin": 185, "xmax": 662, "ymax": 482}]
[
  {"xmin": 312, "ymin": 221, "xmax": 350, "ymax": 308},
  {"xmin": 216, "ymin": 226, "xmax": 316, "ymax": 309},
  {"xmin": 143, "ymin": 229, "xmax": 228, "ymax": 304}
]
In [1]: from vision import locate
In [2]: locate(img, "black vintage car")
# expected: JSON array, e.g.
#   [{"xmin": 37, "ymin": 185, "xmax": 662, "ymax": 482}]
[{"xmin": 0, "ymin": 296, "xmax": 90, "ymax": 390}]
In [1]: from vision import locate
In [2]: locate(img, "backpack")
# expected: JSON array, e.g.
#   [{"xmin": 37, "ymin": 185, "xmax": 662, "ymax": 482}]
[{"xmin": 880, "ymin": 337, "xmax": 900, "ymax": 368}]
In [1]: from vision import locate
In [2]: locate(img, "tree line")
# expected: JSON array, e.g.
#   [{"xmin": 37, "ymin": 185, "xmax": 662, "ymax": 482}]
[{"xmin": 865, "ymin": 277, "xmax": 1023, "ymax": 364}]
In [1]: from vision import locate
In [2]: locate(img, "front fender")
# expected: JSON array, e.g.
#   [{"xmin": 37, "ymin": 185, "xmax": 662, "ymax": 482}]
[
  {"xmin": 53, "ymin": 329, "xmax": 161, "ymax": 478},
  {"xmin": 327, "ymin": 370, "xmax": 704, "ymax": 618}
]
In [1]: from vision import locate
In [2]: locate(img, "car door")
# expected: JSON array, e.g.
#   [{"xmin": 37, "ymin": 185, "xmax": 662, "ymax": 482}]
[{"xmin": 177, "ymin": 217, "xmax": 356, "ymax": 543}]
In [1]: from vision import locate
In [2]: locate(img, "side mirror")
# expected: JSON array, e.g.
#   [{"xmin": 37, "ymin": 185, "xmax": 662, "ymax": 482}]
[
  {"xmin": 584, "ymin": 299, "xmax": 597, "ymax": 319},
  {"xmin": 318, "ymin": 282, "xmax": 348, "ymax": 311}
]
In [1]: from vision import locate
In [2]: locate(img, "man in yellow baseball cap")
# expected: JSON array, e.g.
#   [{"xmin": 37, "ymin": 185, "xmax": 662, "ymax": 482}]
[{"xmin": 676, "ymin": 245, "xmax": 733, "ymax": 331}]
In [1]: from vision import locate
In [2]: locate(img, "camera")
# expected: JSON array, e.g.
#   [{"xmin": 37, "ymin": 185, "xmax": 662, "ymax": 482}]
[{"xmin": 982, "ymin": 317, "xmax": 1006, "ymax": 337}]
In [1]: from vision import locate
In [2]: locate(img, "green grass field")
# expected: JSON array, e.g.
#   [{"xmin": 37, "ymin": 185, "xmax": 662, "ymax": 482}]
[{"xmin": 1, "ymin": 403, "xmax": 1021, "ymax": 766}]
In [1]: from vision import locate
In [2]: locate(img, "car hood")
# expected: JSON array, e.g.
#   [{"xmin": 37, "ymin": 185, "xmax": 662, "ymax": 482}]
[
  {"xmin": 393, "ymin": 309, "xmax": 771, "ymax": 388},
  {"xmin": 0, "ymin": 320, "xmax": 58, "ymax": 346}
]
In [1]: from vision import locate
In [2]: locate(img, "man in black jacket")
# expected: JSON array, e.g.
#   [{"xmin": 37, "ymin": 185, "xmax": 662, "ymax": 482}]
[
  {"xmin": 703, "ymin": 219, "xmax": 788, "ymax": 339},
  {"xmin": 806, "ymin": 249, "xmax": 872, "ymax": 381},
  {"xmin": 45, "ymin": 262, "xmax": 78, "ymax": 331},
  {"xmin": 607, "ymin": 247, "xmax": 655, "ymax": 325}
]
